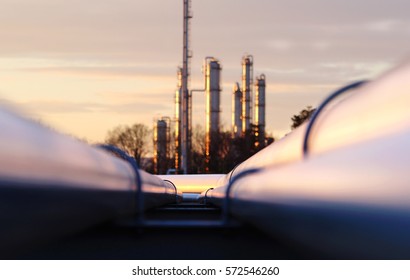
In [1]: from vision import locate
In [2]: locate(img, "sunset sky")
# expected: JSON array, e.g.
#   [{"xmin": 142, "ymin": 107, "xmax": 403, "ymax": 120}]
[{"xmin": 1, "ymin": 0, "xmax": 409, "ymax": 142}]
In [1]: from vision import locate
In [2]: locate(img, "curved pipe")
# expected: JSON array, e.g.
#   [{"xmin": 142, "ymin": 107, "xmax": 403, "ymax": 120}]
[
  {"xmin": 200, "ymin": 60, "xmax": 410, "ymax": 258},
  {"xmin": 162, "ymin": 179, "xmax": 183, "ymax": 204},
  {"xmin": 302, "ymin": 80, "xmax": 367, "ymax": 158},
  {"xmin": 211, "ymin": 129, "xmax": 410, "ymax": 258},
  {"xmin": 203, "ymin": 187, "xmax": 214, "ymax": 205}
]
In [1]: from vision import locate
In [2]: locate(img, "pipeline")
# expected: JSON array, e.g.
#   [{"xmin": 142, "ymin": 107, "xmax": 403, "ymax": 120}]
[
  {"xmin": 200, "ymin": 60, "xmax": 410, "ymax": 258},
  {"xmin": 0, "ymin": 107, "xmax": 180, "ymax": 257},
  {"xmin": 2, "ymin": 59, "xmax": 410, "ymax": 258}
]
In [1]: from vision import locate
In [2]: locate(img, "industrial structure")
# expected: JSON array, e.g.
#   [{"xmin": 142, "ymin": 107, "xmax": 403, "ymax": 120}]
[
  {"xmin": 180, "ymin": 0, "xmax": 192, "ymax": 174},
  {"xmin": 4, "ymin": 0, "xmax": 410, "ymax": 262},
  {"xmin": 241, "ymin": 55, "xmax": 253, "ymax": 134},
  {"xmin": 153, "ymin": 117, "xmax": 171, "ymax": 174},
  {"xmin": 3, "ymin": 61, "xmax": 410, "ymax": 260},
  {"xmin": 171, "ymin": 2, "xmax": 267, "ymax": 172},
  {"xmin": 232, "ymin": 56, "xmax": 266, "ymax": 147},
  {"xmin": 174, "ymin": 67, "xmax": 182, "ymax": 171},
  {"xmin": 204, "ymin": 57, "xmax": 221, "ymax": 171},
  {"xmin": 232, "ymin": 82, "xmax": 242, "ymax": 138},
  {"xmin": 254, "ymin": 74, "xmax": 266, "ymax": 147},
  {"xmin": 173, "ymin": 53, "xmax": 267, "ymax": 172}
]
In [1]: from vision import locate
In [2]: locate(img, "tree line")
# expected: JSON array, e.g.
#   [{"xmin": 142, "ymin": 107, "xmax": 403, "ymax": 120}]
[{"xmin": 104, "ymin": 106, "xmax": 315, "ymax": 174}]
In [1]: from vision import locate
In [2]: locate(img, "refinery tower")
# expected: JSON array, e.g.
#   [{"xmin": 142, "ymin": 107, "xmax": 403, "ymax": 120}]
[
  {"xmin": 174, "ymin": 67, "xmax": 183, "ymax": 171},
  {"xmin": 204, "ymin": 57, "xmax": 221, "ymax": 171},
  {"xmin": 241, "ymin": 55, "xmax": 253, "ymax": 134},
  {"xmin": 232, "ymin": 55, "xmax": 266, "ymax": 146},
  {"xmin": 153, "ymin": 117, "xmax": 171, "ymax": 174},
  {"xmin": 254, "ymin": 74, "xmax": 266, "ymax": 147}
]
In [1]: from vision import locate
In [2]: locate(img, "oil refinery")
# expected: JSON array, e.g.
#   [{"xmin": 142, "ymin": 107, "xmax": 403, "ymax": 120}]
[
  {"xmin": 152, "ymin": 0, "xmax": 269, "ymax": 174},
  {"xmin": 2, "ymin": 60, "xmax": 410, "ymax": 259},
  {"xmin": 2, "ymin": 0, "xmax": 410, "ymax": 263},
  {"xmin": 153, "ymin": 54, "xmax": 268, "ymax": 174}
]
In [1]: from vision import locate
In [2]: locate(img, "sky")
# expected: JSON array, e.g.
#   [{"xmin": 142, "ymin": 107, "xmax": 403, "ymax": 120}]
[{"xmin": 0, "ymin": 0, "xmax": 409, "ymax": 142}]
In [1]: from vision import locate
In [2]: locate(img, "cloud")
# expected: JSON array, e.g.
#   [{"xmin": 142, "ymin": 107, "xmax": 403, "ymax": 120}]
[
  {"xmin": 97, "ymin": 91, "xmax": 175, "ymax": 105},
  {"xmin": 310, "ymin": 41, "xmax": 331, "ymax": 51},
  {"xmin": 13, "ymin": 99, "xmax": 170, "ymax": 115},
  {"xmin": 259, "ymin": 68, "xmax": 305, "ymax": 75},
  {"xmin": 364, "ymin": 20, "xmax": 401, "ymax": 32},
  {"xmin": 0, "ymin": 0, "xmax": 181, "ymax": 58},
  {"xmin": 267, "ymin": 40, "xmax": 294, "ymax": 51},
  {"xmin": 319, "ymin": 61, "xmax": 393, "ymax": 80},
  {"xmin": 2, "ymin": 57, "xmax": 177, "ymax": 78}
]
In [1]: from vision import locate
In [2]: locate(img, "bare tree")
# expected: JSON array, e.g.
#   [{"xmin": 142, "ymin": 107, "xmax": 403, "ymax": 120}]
[{"xmin": 105, "ymin": 123, "xmax": 151, "ymax": 169}]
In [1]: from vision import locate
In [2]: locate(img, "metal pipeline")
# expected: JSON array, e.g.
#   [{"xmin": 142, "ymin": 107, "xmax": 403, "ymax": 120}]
[
  {"xmin": 205, "ymin": 129, "xmax": 410, "ymax": 258},
  {"xmin": 0, "ymin": 107, "xmax": 179, "ymax": 257},
  {"xmin": 200, "ymin": 60, "xmax": 410, "ymax": 258}
]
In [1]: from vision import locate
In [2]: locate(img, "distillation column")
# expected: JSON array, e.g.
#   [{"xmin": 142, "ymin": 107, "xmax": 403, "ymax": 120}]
[
  {"xmin": 174, "ymin": 67, "xmax": 183, "ymax": 171},
  {"xmin": 241, "ymin": 55, "xmax": 253, "ymax": 134},
  {"xmin": 232, "ymin": 82, "xmax": 242, "ymax": 138},
  {"xmin": 254, "ymin": 74, "xmax": 266, "ymax": 147},
  {"xmin": 205, "ymin": 58, "xmax": 221, "ymax": 172},
  {"xmin": 154, "ymin": 118, "xmax": 170, "ymax": 174}
]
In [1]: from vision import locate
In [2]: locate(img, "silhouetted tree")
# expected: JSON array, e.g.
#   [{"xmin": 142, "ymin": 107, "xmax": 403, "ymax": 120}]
[
  {"xmin": 205, "ymin": 130, "xmax": 235, "ymax": 174},
  {"xmin": 291, "ymin": 106, "xmax": 316, "ymax": 130},
  {"xmin": 215, "ymin": 131, "xmax": 246, "ymax": 173},
  {"xmin": 105, "ymin": 123, "xmax": 151, "ymax": 169},
  {"xmin": 191, "ymin": 124, "xmax": 206, "ymax": 174}
]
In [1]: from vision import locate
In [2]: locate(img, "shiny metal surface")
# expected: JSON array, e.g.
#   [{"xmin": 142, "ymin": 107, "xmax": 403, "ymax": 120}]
[
  {"xmin": 200, "ymin": 60, "xmax": 410, "ymax": 258},
  {"xmin": 205, "ymin": 58, "xmax": 221, "ymax": 167},
  {"xmin": 2, "ymin": 54, "xmax": 410, "ymax": 259},
  {"xmin": 205, "ymin": 59, "xmax": 221, "ymax": 134},
  {"xmin": 205, "ymin": 129, "xmax": 410, "ymax": 258},
  {"xmin": 0, "ymin": 107, "xmax": 178, "ymax": 256},
  {"xmin": 307, "ymin": 62, "xmax": 410, "ymax": 156},
  {"xmin": 254, "ymin": 74, "xmax": 266, "ymax": 145}
]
